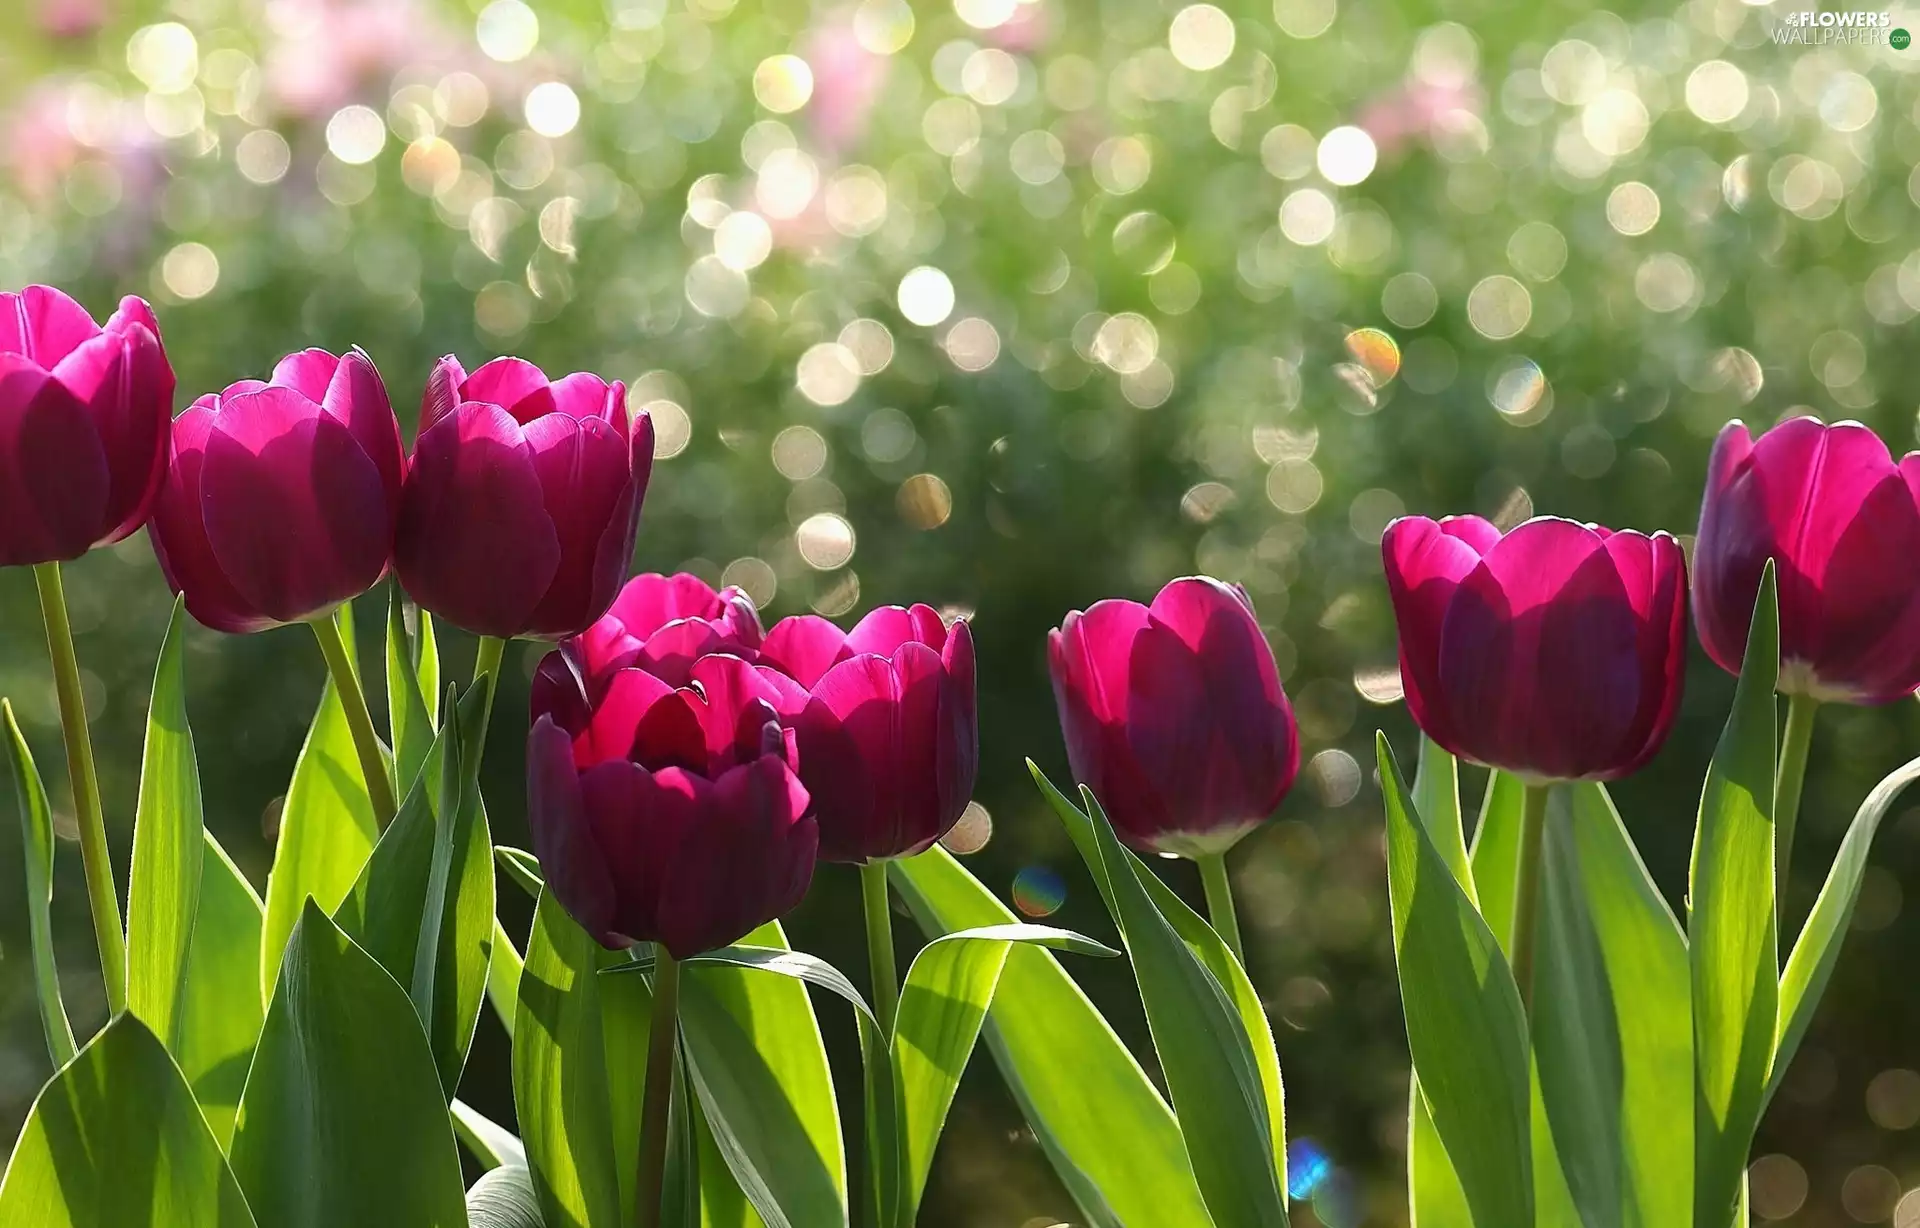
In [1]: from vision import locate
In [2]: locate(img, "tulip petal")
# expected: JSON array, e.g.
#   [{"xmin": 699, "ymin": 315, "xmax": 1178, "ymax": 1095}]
[
  {"xmin": 577, "ymin": 759, "xmax": 695, "ymax": 947},
  {"xmin": 529, "ymin": 717, "xmax": 618, "ymax": 945},
  {"xmin": 147, "ymin": 405, "xmax": 273, "ymax": 633},
  {"xmin": 1054, "ymin": 600, "xmax": 1153, "ymax": 724},
  {"xmin": 610, "ymin": 572, "xmax": 727, "ymax": 636},
  {"xmin": 934, "ymin": 620, "xmax": 979, "ymax": 848},
  {"xmin": 396, "ymin": 405, "xmax": 560, "ymax": 638},
  {"xmin": 270, "ymin": 348, "xmax": 339, "ymax": 403},
  {"xmin": 801, "ymin": 655, "xmax": 902, "ymax": 860},
  {"xmin": 1382, "ymin": 517, "xmax": 1489, "ymax": 754},
  {"xmin": 104, "ymin": 297, "xmax": 164, "ymax": 352},
  {"xmin": 1601, "ymin": 531, "xmax": 1689, "ymax": 771},
  {"xmin": 49, "ymin": 325, "xmax": 171, "ymax": 544},
  {"xmin": 1048, "ymin": 612, "xmax": 1180, "ymax": 848},
  {"xmin": 519, "ymin": 413, "xmax": 639, "ymax": 638},
  {"xmin": 420, "ymin": 355, "xmax": 465, "ymax": 435},
  {"xmin": 0, "ymin": 358, "xmax": 108, "ymax": 566},
  {"xmin": 324, "ymin": 349, "xmax": 403, "ymax": 508},
  {"xmin": 760, "ymin": 615, "xmax": 853, "ymax": 687},
  {"xmin": 200, "ymin": 386, "xmax": 391, "ymax": 624},
  {"xmin": 580, "ymin": 668, "xmax": 682, "ymax": 768},
  {"xmin": 0, "ymin": 286, "xmax": 99, "ymax": 367},
  {"xmin": 687, "ymin": 654, "xmax": 790, "ymax": 770},
  {"xmin": 657, "ymin": 757, "xmax": 812, "ymax": 959},
  {"xmin": 1438, "ymin": 515, "xmax": 1502, "ymax": 555},
  {"xmin": 531, "ymin": 645, "xmax": 594, "ymax": 738},
  {"xmin": 847, "ymin": 604, "xmax": 947, "ymax": 655},
  {"xmin": 461, "ymin": 357, "xmax": 554, "ymax": 424},
  {"xmin": 548, "ymin": 371, "xmax": 620, "ymax": 428}
]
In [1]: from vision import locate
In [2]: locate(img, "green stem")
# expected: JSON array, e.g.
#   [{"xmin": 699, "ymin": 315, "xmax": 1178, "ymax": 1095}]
[
  {"xmin": 860, "ymin": 860, "xmax": 899, "ymax": 1036},
  {"xmin": 308, "ymin": 612, "xmax": 398, "ymax": 829},
  {"xmin": 1774, "ymin": 692, "xmax": 1820, "ymax": 932},
  {"xmin": 470, "ymin": 635, "xmax": 508, "ymax": 748},
  {"xmin": 32, "ymin": 562, "xmax": 125, "ymax": 1017},
  {"xmin": 1511, "ymin": 783, "xmax": 1551, "ymax": 1015},
  {"xmin": 1197, "ymin": 851, "xmax": 1245, "ymax": 966},
  {"xmin": 635, "ymin": 949, "xmax": 681, "ymax": 1228}
]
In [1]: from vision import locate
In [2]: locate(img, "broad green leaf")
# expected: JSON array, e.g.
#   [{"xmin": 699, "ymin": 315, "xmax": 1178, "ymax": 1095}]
[
  {"xmin": 1771, "ymin": 754, "xmax": 1920, "ymax": 1103},
  {"xmin": 1378, "ymin": 734, "xmax": 1533, "ymax": 1228},
  {"xmin": 497, "ymin": 844, "xmax": 546, "ymax": 900},
  {"xmin": 694, "ymin": 1088, "xmax": 762, "ymax": 1228},
  {"xmin": 336, "ymin": 683, "xmax": 495, "ymax": 1096},
  {"xmin": 1414, "ymin": 733, "xmax": 1474, "ymax": 896},
  {"xmin": 127, "ymin": 599, "xmax": 204, "ymax": 1052},
  {"xmin": 388, "ymin": 585, "xmax": 438, "ymax": 797},
  {"xmin": 1690, "ymin": 568, "xmax": 1780, "ymax": 1228},
  {"xmin": 468, "ymin": 1166, "xmax": 545, "ymax": 1228},
  {"xmin": 1407, "ymin": 737, "xmax": 1473, "ymax": 1228},
  {"xmin": 3, "ymin": 698, "xmax": 75, "ymax": 1067},
  {"xmin": 489, "ymin": 915, "xmax": 525, "ymax": 1033},
  {"xmin": 1032, "ymin": 765, "xmax": 1289, "ymax": 1190},
  {"xmin": 0, "ymin": 1014, "xmax": 256, "ymax": 1226},
  {"xmin": 176, "ymin": 830, "xmax": 265, "ymax": 1149},
  {"xmin": 260, "ymin": 627, "xmax": 380, "ymax": 999},
  {"xmin": 1032, "ymin": 765, "xmax": 1288, "ymax": 1228},
  {"xmin": 890, "ymin": 845, "xmax": 1209, "ymax": 1228},
  {"xmin": 455, "ymin": 1098, "xmax": 529, "ymax": 1171},
  {"xmin": 230, "ymin": 902, "xmax": 466, "ymax": 1228},
  {"xmin": 893, "ymin": 924, "xmax": 1117, "ymax": 1223},
  {"xmin": 514, "ymin": 890, "xmax": 623, "ymax": 1228},
  {"xmin": 1531, "ymin": 782, "xmax": 1690, "ymax": 1228}
]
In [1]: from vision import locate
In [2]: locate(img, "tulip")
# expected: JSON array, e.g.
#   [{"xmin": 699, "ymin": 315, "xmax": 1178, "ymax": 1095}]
[
  {"xmin": 756, "ymin": 604, "xmax": 978, "ymax": 863},
  {"xmin": 0, "ymin": 285, "xmax": 173, "ymax": 567},
  {"xmin": 148, "ymin": 347, "xmax": 402, "ymax": 632},
  {"xmin": 527, "ymin": 652, "xmax": 817, "ymax": 958},
  {"xmin": 395, "ymin": 355, "xmax": 654, "ymax": 641},
  {"xmin": 1381, "ymin": 515, "xmax": 1687, "ymax": 783}
]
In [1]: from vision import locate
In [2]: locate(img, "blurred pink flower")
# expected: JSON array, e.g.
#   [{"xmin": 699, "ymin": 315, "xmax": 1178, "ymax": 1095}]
[
  {"xmin": 262, "ymin": 0, "xmax": 453, "ymax": 117},
  {"xmin": 1358, "ymin": 80, "xmax": 1482, "ymax": 158},
  {"xmin": 37, "ymin": 0, "xmax": 106, "ymax": 39},
  {"xmin": 804, "ymin": 16, "xmax": 889, "ymax": 157},
  {"xmin": 985, "ymin": 2, "xmax": 1050, "ymax": 53},
  {"xmin": 4, "ymin": 81, "xmax": 159, "ymax": 208}
]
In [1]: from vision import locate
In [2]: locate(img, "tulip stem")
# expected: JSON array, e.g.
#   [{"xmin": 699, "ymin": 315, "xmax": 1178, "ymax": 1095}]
[
  {"xmin": 635, "ymin": 947, "xmax": 681, "ymax": 1228},
  {"xmin": 32, "ymin": 562, "xmax": 126, "ymax": 1018},
  {"xmin": 1197, "ymin": 852, "xmax": 1245, "ymax": 965},
  {"xmin": 1774, "ymin": 693, "xmax": 1820, "ymax": 932},
  {"xmin": 470, "ymin": 635, "xmax": 508, "ymax": 749},
  {"xmin": 308, "ymin": 612, "xmax": 398, "ymax": 829},
  {"xmin": 1511, "ymin": 783, "xmax": 1551, "ymax": 1015},
  {"xmin": 860, "ymin": 861, "xmax": 900, "ymax": 1035}
]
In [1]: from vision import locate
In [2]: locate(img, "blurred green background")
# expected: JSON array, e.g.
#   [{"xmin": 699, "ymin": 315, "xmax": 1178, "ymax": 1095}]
[{"xmin": 5, "ymin": 0, "xmax": 1920, "ymax": 1222}]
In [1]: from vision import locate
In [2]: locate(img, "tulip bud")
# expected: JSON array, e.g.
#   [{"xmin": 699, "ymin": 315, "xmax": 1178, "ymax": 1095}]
[
  {"xmin": 757, "ymin": 604, "xmax": 978, "ymax": 862},
  {"xmin": 1382, "ymin": 515, "xmax": 1687, "ymax": 782},
  {"xmin": 148, "ymin": 348, "xmax": 401, "ymax": 633},
  {"xmin": 0, "ymin": 286, "xmax": 173, "ymax": 567},
  {"xmin": 396, "ymin": 356, "xmax": 654, "ymax": 641},
  {"xmin": 1694, "ymin": 417, "xmax": 1920, "ymax": 704},
  {"xmin": 1048, "ymin": 577, "xmax": 1298, "ymax": 857},
  {"xmin": 528, "ymin": 652, "xmax": 817, "ymax": 958}
]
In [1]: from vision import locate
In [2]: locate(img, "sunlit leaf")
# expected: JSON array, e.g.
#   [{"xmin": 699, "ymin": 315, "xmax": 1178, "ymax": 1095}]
[
  {"xmin": 176, "ymin": 830, "xmax": 264, "ymax": 1149},
  {"xmin": 2, "ymin": 697, "xmax": 75, "ymax": 1068}
]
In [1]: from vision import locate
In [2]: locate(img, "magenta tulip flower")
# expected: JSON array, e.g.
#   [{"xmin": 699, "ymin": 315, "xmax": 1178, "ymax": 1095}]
[
  {"xmin": 1694, "ymin": 417, "xmax": 1920, "ymax": 704},
  {"xmin": 1382, "ymin": 515, "xmax": 1686, "ymax": 782},
  {"xmin": 148, "ymin": 348, "xmax": 401, "ymax": 633},
  {"xmin": 0, "ymin": 285, "xmax": 173, "ymax": 567},
  {"xmin": 396, "ymin": 355, "xmax": 654, "ymax": 641},
  {"xmin": 1048, "ymin": 577, "xmax": 1298, "ymax": 857},
  {"xmin": 757, "ymin": 604, "xmax": 977, "ymax": 862},
  {"xmin": 528, "ymin": 651, "xmax": 817, "ymax": 958}
]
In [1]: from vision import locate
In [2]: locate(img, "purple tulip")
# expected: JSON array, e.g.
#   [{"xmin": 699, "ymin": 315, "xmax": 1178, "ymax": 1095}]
[
  {"xmin": 1382, "ymin": 515, "xmax": 1687, "ymax": 782},
  {"xmin": 0, "ymin": 285, "xmax": 173, "ymax": 567},
  {"xmin": 757, "ymin": 605, "xmax": 977, "ymax": 862},
  {"xmin": 1694, "ymin": 417, "xmax": 1920, "ymax": 704},
  {"xmin": 528, "ymin": 652, "xmax": 817, "ymax": 958},
  {"xmin": 148, "ymin": 349, "xmax": 401, "ymax": 634},
  {"xmin": 1048, "ymin": 577, "xmax": 1298, "ymax": 857},
  {"xmin": 395, "ymin": 356, "xmax": 654, "ymax": 641}
]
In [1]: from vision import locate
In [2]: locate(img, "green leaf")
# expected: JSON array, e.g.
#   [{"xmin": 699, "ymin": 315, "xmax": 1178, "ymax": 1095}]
[
  {"xmin": 1414, "ymin": 732, "xmax": 1474, "ymax": 896},
  {"xmin": 513, "ymin": 889, "xmax": 623, "ymax": 1228},
  {"xmin": 468, "ymin": 1167, "xmax": 545, "ymax": 1228},
  {"xmin": 1406, "ymin": 737, "xmax": 1474, "ymax": 1228},
  {"xmin": 890, "ymin": 845, "xmax": 1210, "ymax": 1228},
  {"xmin": 673, "ymin": 922, "xmax": 833, "ymax": 1228},
  {"xmin": 0, "ymin": 1014, "xmax": 257, "ymax": 1226},
  {"xmin": 176, "ymin": 830, "xmax": 265, "ymax": 1149},
  {"xmin": 893, "ymin": 924, "xmax": 1116, "ymax": 1222},
  {"xmin": 229, "ymin": 902, "xmax": 466, "ymax": 1227},
  {"xmin": 2, "ymin": 697, "xmax": 75, "ymax": 1067},
  {"xmin": 1378, "ymin": 733, "xmax": 1533, "ymax": 1228},
  {"xmin": 488, "ymin": 915, "xmax": 525, "ymax": 1033},
  {"xmin": 1771, "ymin": 754, "xmax": 1920, "ymax": 1104},
  {"xmin": 1530, "ymin": 782, "xmax": 1691, "ymax": 1228},
  {"xmin": 388, "ymin": 585, "xmax": 438, "ymax": 797},
  {"xmin": 1030, "ymin": 765, "xmax": 1289, "ymax": 1228},
  {"xmin": 1689, "ymin": 566, "xmax": 1780, "ymax": 1228},
  {"xmin": 454, "ymin": 1098, "xmax": 529, "ymax": 1171},
  {"xmin": 127, "ymin": 598, "xmax": 204, "ymax": 1052},
  {"xmin": 260, "ymin": 641, "xmax": 381, "ymax": 1000},
  {"xmin": 497, "ymin": 844, "xmax": 547, "ymax": 900},
  {"xmin": 1467, "ymin": 768, "xmax": 1528, "ymax": 954},
  {"xmin": 336, "ymin": 683, "xmax": 495, "ymax": 1096}
]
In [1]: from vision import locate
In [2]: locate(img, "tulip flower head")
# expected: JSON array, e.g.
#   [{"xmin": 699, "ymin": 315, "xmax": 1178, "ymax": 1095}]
[
  {"xmin": 396, "ymin": 356, "xmax": 654, "ymax": 641},
  {"xmin": 148, "ymin": 348, "xmax": 401, "ymax": 633},
  {"xmin": 1381, "ymin": 515, "xmax": 1687, "ymax": 782},
  {"xmin": 1048, "ymin": 577, "xmax": 1298, "ymax": 857},
  {"xmin": 757, "ymin": 604, "xmax": 978, "ymax": 863},
  {"xmin": 528, "ymin": 652, "xmax": 817, "ymax": 959},
  {"xmin": 1694, "ymin": 417, "xmax": 1920, "ymax": 704},
  {"xmin": 0, "ymin": 286, "xmax": 174, "ymax": 567}
]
